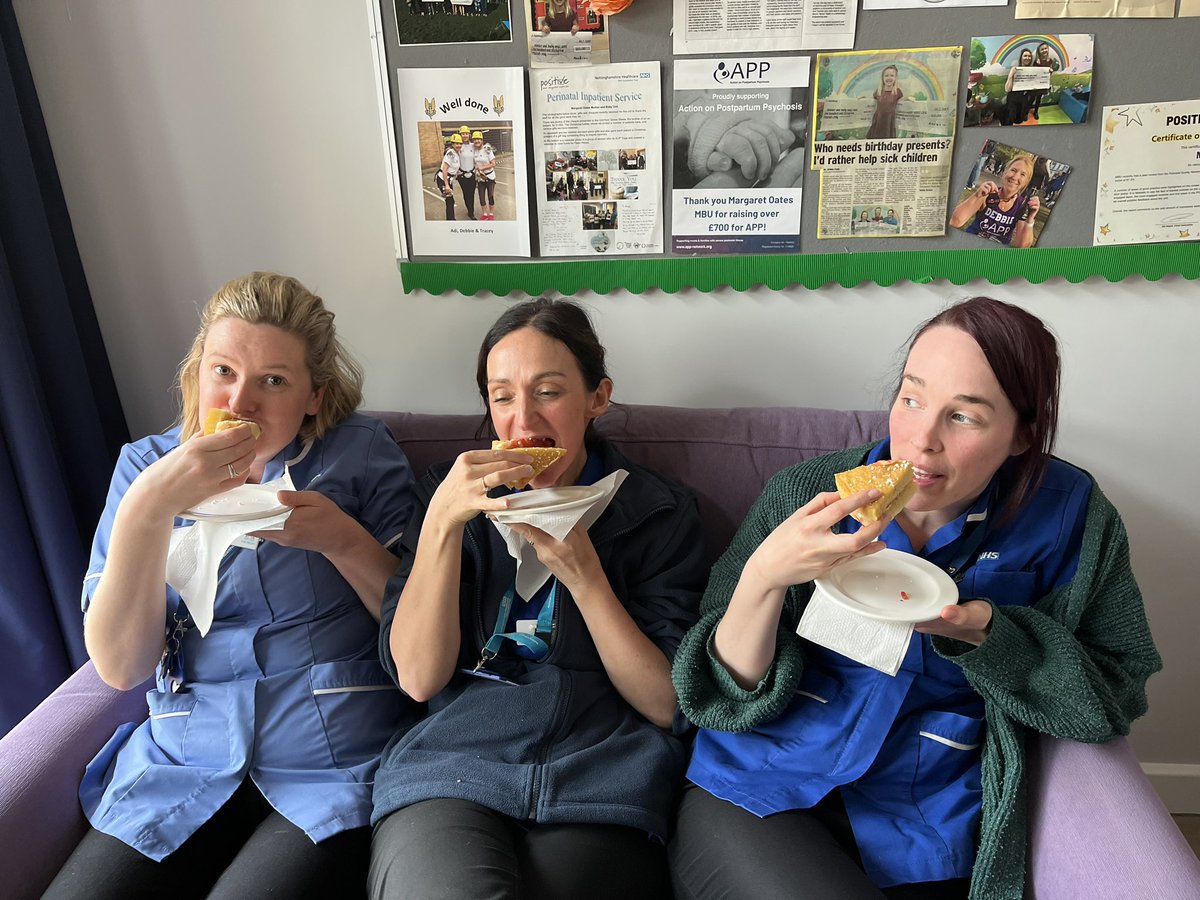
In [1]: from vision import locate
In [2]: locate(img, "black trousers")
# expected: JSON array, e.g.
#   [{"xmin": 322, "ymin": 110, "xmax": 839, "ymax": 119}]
[
  {"xmin": 42, "ymin": 778, "xmax": 370, "ymax": 900},
  {"xmin": 369, "ymin": 797, "xmax": 671, "ymax": 900},
  {"xmin": 434, "ymin": 171, "xmax": 455, "ymax": 219},
  {"xmin": 458, "ymin": 172, "xmax": 477, "ymax": 217},
  {"xmin": 668, "ymin": 783, "xmax": 970, "ymax": 900}
]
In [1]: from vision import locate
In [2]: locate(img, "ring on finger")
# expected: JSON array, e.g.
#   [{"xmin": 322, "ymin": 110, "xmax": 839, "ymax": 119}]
[
  {"xmin": 227, "ymin": 463, "xmax": 238, "ymax": 479},
  {"xmin": 480, "ymin": 474, "xmax": 489, "ymax": 493}
]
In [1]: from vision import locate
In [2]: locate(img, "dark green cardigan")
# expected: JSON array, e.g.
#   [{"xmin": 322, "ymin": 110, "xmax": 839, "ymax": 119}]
[{"xmin": 672, "ymin": 444, "xmax": 1162, "ymax": 900}]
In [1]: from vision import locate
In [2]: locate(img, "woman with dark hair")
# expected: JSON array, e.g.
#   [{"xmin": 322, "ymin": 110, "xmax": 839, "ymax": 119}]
[
  {"xmin": 1003, "ymin": 48, "xmax": 1036, "ymax": 126},
  {"xmin": 369, "ymin": 298, "xmax": 705, "ymax": 899},
  {"xmin": 669, "ymin": 296, "xmax": 1160, "ymax": 899},
  {"xmin": 1028, "ymin": 42, "xmax": 1060, "ymax": 121}
]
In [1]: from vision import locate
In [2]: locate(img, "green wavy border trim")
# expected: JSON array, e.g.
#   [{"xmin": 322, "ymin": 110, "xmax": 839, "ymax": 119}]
[{"xmin": 399, "ymin": 244, "xmax": 1200, "ymax": 295}]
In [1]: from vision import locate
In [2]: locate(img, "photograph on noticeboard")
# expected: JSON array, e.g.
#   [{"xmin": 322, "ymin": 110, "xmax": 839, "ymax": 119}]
[
  {"xmin": 963, "ymin": 34, "xmax": 1094, "ymax": 129},
  {"xmin": 527, "ymin": 0, "xmax": 610, "ymax": 68},
  {"xmin": 949, "ymin": 138, "xmax": 1071, "ymax": 249},
  {"xmin": 394, "ymin": 0, "xmax": 513, "ymax": 46}
]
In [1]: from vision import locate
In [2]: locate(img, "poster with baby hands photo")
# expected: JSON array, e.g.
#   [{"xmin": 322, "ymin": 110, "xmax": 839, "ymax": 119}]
[{"xmin": 671, "ymin": 57, "xmax": 809, "ymax": 255}]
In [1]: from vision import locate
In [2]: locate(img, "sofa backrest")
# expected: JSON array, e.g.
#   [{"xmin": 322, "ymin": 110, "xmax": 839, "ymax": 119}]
[{"xmin": 374, "ymin": 404, "xmax": 888, "ymax": 566}]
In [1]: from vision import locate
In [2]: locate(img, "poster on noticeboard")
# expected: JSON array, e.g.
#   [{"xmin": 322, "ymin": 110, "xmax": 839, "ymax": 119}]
[
  {"xmin": 811, "ymin": 46, "xmax": 961, "ymax": 239},
  {"xmin": 397, "ymin": 66, "xmax": 531, "ymax": 257}
]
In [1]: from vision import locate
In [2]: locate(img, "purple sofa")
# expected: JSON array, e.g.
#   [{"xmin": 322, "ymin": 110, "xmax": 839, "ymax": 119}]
[{"xmin": 2, "ymin": 405, "xmax": 1196, "ymax": 898}]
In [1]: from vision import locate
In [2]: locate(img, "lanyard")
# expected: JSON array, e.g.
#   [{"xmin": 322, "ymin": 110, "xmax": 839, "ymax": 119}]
[
  {"xmin": 473, "ymin": 579, "xmax": 559, "ymax": 672},
  {"xmin": 157, "ymin": 611, "xmax": 191, "ymax": 694}
]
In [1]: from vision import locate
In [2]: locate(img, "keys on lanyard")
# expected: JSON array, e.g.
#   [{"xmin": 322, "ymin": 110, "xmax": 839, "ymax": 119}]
[
  {"xmin": 158, "ymin": 612, "xmax": 191, "ymax": 693},
  {"xmin": 472, "ymin": 580, "xmax": 558, "ymax": 673}
]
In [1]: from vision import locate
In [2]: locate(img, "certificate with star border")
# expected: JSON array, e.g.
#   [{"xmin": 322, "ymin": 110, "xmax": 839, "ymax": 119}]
[{"xmin": 1094, "ymin": 100, "xmax": 1200, "ymax": 246}]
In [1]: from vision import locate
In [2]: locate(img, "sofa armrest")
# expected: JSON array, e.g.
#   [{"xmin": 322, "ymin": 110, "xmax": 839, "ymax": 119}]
[
  {"xmin": 1028, "ymin": 733, "xmax": 1200, "ymax": 899},
  {"xmin": 0, "ymin": 661, "xmax": 151, "ymax": 899}
]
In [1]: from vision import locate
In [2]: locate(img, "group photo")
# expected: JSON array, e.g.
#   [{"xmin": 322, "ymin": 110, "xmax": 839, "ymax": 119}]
[{"xmin": 419, "ymin": 121, "xmax": 516, "ymax": 222}]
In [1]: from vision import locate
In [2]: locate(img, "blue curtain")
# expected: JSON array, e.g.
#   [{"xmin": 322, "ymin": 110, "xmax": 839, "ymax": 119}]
[{"xmin": 0, "ymin": 3, "xmax": 128, "ymax": 735}]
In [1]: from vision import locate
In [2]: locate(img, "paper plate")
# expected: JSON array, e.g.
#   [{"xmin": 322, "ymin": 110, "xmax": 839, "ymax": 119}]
[
  {"xmin": 813, "ymin": 549, "xmax": 958, "ymax": 623},
  {"xmin": 179, "ymin": 486, "xmax": 289, "ymax": 523},
  {"xmin": 491, "ymin": 484, "xmax": 606, "ymax": 520}
]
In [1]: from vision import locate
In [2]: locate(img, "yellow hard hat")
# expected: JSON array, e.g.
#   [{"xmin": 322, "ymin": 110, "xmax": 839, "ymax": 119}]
[
  {"xmin": 459, "ymin": 125, "xmax": 471, "ymax": 134},
  {"xmin": 450, "ymin": 134, "xmax": 463, "ymax": 144},
  {"xmin": 471, "ymin": 131, "xmax": 484, "ymax": 139}
]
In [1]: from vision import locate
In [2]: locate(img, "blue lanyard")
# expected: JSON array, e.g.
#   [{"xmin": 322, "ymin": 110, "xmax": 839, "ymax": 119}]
[{"xmin": 473, "ymin": 578, "xmax": 559, "ymax": 672}]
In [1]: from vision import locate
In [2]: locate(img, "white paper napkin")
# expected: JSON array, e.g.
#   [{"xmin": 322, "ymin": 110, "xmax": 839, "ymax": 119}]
[
  {"xmin": 490, "ymin": 469, "xmax": 628, "ymax": 600},
  {"xmin": 797, "ymin": 590, "xmax": 913, "ymax": 677},
  {"xmin": 165, "ymin": 471, "xmax": 295, "ymax": 636}
]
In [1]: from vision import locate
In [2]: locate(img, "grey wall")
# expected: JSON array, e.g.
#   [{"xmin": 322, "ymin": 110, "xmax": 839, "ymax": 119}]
[{"xmin": 13, "ymin": 0, "xmax": 1200, "ymax": 810}]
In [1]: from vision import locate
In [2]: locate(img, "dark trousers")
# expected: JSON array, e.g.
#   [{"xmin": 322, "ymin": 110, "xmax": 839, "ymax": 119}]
[
  {"xmin": 668, "ymin": 783, "xmax": 970, "ymax": 900},
  {"xmin": 42, "ymin": 778, "xmax": 370, "ymax": 900},
  {"xmin": 458, "ymin": 172, "xmax": 477, "ymax": 217},
  {"xmin": 369, "ymin": 797, "xmax": 671, "ymax": 900},
  {"xmin": 435, "ymin": 171, "xmax": 455, "ymax": 219}
]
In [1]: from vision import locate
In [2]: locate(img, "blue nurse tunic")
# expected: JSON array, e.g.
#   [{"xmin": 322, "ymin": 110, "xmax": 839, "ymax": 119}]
[
  {"xmin": 78, "ymin": 413, "xmax": 416, "ymax": 861},
  {"xmin": 686, "ymin": 441, "xmax": 1091, "ymax": 886}
]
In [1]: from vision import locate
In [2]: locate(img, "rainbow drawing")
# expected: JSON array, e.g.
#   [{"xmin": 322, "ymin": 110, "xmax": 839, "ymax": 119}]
[{"xmin": 992, "ymin": 35, "xmax": 1070, "ymax": 70}]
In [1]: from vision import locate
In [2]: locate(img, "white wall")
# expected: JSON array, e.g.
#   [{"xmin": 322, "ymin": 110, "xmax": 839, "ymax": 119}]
[{"xmin": 14, "ymin": 1, "xmax": 1200, "ymax": 806}]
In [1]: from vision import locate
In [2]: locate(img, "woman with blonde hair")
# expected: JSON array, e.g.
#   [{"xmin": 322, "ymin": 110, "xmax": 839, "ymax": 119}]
[
  {"xmin": 540, "ymin": 0, "xmax": 579, "ymax": 33},
  {"xmin": 950, "ymin": 153, "xmax": 1040, "ymax": 247},
  {"xmin": 44, "ymin": 272, "xmax": 416, "ymax": 899}
]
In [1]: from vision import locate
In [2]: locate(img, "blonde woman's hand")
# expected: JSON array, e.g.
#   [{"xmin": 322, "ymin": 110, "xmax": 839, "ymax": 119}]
[
  {"xmin": 123, "ymin": 427, "xmax": 257, "ymax": 520},
  {"xmin": 252, "ymin": 490, "xmax": 353, "ymax": 554}
]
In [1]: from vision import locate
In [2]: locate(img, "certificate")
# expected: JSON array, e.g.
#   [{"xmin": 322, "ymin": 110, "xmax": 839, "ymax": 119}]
[{"xmin": 1094, "ymin": 101, "xmax": 1200, "ymax": 246}]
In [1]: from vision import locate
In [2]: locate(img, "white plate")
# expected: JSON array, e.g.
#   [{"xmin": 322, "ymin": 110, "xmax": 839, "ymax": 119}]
[
  {"xmin": 813, "ymin": 549, "xmax": 958, "ymax": 623},
  {"xmin": 491, "ymin": 484, "xmax": 607, "ymax": 519},
  {"xmin": 179, "ymin": 487, "xmax": 289, "ymax": 523}
]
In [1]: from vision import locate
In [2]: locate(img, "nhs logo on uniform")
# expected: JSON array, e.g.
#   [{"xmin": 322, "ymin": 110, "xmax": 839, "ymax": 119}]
[{"xmin": 977, "ymin": 551, "xmax": 1000, "ymax": 561}]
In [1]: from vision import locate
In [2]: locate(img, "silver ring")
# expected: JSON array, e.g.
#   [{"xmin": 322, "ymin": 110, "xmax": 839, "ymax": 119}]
[
  {"xmin": 481, "ymin": 475, "xmax": 489, "ymax": 492},
  {"xmin": 227, "ymin": 463, "xmax": 238, "ymax": 479}
]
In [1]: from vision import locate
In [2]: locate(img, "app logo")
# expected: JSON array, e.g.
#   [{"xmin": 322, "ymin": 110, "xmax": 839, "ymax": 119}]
[{"xmin": 713, "ymin": 60, "xmax": 771, "ymax": 84}]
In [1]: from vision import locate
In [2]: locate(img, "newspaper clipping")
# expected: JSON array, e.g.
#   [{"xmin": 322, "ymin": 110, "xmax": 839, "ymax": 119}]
[
  {"xmin": 531, "ymin": 62, "xmax": 663, "ymax": 256},
  {"xmin": 672, "ymin": 57, "xmax": 808, "ymax": 254},
  {"xmin": 672, "ymin": 0, "xmax": 857, "ymax": 56},
  {"xmin": 396, "ymin": 67, "xmax": 530, "ymax": 257},
  {"xmin": 812, "ymin": 47, "xmax": 961, "ymax": 238}
]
